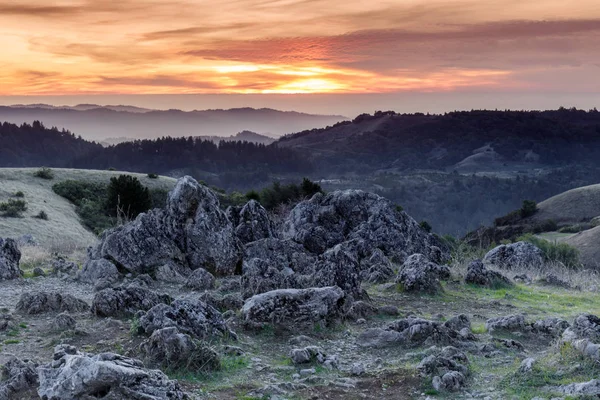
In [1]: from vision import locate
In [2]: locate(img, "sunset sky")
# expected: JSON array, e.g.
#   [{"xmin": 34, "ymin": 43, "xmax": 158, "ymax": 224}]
[{"xmin": 1, "ymin": 0, "xmax": 600, "ymax": 114}]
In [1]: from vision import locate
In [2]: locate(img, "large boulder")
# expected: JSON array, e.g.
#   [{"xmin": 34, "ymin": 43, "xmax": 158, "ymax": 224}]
[
  {"xmin": 0, "ymin": 238, "xmax": 22, "ymax": 280},
  {"xmin": 464, "ymin": 260, "xmax": 512, "ymax": 288},
  {"xmin": 281, "ymin": 190, "xmax": 446, "ymax": 262},
  {"xmin": 241, "ymin": 286, "xmax": 350, "ymax": 331},
  {"xmin": 78, "ymin": 258, "xmax": 121, "ymax": 285},
  {"xmin": 91, "ymin": 285, "xmax": 172, "ymax": 317},
  {"xmin": 84, "ymin": 176, "xmax": 242, "ymax": 284},
  {"xmin": 138, "ymin": 299, "xmax": 235, "ymax": 341},
  {"xmin": 184, "ymin": 268, "xmax": 215, "ymax": 291},
  {"xmin": 483, "ymin": 241, "xmax": 543, "ymax": 270},
  {"xmin": 15, "ymin": 291, "xmax": 89, "ymax": 315},
  {"xmin": 0, "ymin": 357, "xmax": 38, "ymax": 399},
  {"xmin": 230, "ymin": 200, "xmax": 275, "ymax": 244},
  {"xmin": 37, "ymin": 345, "xmax": 188, "ymax": 400},
  {"xmin": 396, "ymin": 254, "xmax": 450, "ymax": 294}
]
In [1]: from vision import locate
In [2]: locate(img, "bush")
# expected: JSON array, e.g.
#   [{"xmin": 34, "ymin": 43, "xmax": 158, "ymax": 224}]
[
  {"xmin": 53, "ymin": 180, "xmax": 107, "ymax": 207},
  {"xmin": 33, "ymin": 167, "xmax": 54, "ymax": 180},
  {"xmin": 518, "ymin": 234, "xmax": 580, "ymax": 268},
  {"xmin": 532, "ymin": 219, "xmax": 558, "ymax": 233},
  {"xmin": 520, "ymin": 200, "xmax": 538, "ymax": 218},
  {"xmin": 149, "ymin": 188, "xmax": 168, "ymax": 209},
  {"xmin": 245, "ymin": 190, "xmax": 261, "ymax": 202},
  {"xmin": 419, "ymin": 220, "xmax": 432, "ymax": 233},
  {"xmin": 35, "ymin": 210, "xmax": 49, "ymax": 220},
  {"xmin": 147, "ymin": 173, "xmax": 159, "ymax": 179},
  {"xmin": 105, "ymin": 175, "xmax": 152, "ymax": 220},
  {"xmin": 13, "ymin": 191, "xmax": 24, "ymax": 198},
  {"xmin": 256, "ymin": 178, "xmax": 323, "ymax": 210},
  {"xmin": 0, "ymin": 199, "xmax": 28, "ymax": 217}
]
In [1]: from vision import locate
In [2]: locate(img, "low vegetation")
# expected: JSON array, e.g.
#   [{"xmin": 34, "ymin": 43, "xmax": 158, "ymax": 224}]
[
  {"xmin": 0, "ymin": 199, "xmax": 28, "ymax": 217},
  {"xmin": 33, "ymin": 167, "xmax": 55, "ymax": 180},
  {"xmin": 518, "ymin": 233, "xmax": 580, "ymax": 268},
  {"xmin": 244, "ymin": 178, "xmax": 323, "ymax": 210}
]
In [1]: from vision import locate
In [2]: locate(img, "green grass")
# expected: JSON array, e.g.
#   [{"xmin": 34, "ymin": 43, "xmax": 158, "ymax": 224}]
[
  {"xmin": 470, "ymin": 322, "xmax": 487, "ymax": 334},
  {"xmin": 4, "ymin": 339, "xmax": 20, "ymax": 344}
]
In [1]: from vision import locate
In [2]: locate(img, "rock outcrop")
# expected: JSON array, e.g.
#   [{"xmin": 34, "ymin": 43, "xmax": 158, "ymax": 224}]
[
  {"xmin": 464, "ymin": 260, "xmax": 512, "ymax": 288},
  {"xmin": 0, "ymin": 357, "xmax": 38, "ymax": 400},
  {"xmin": 184, "ymin": 268, "xmax": 216, "ymax": 291},
  {"xmin": 485, "ymin": 314, "xmax": 527, "ymax": 333},
  {"xmin": 241, "ymin": 286, "xmax": 349, "ymax": 330},
  {"xmin": 15, "ymin": 291, "xmax": 89, "ymax": 315},
  {"xmin": 83, "ymin": 176, "xmax": 242, "ymax": 284},
  {"xmin": 37, "ymin": 345, "xmax": 188, "ymax": 400},
  {"xmin": 483, "ymin": 241, "xmax": 544, "ymax": 270},
  {"xmin": 0, "ymin": 238, "xmax": 22, "ymax": 281},
  {"xmin": 230, "ymin": 200, "xmax": 275, "ymax": 244},
  {"xmin": 359, "ymin": 249, "xmax": 396, "ymax": 284},
  {"xmin": 396, "ymin": 254, "xmax": 450, "ymax": 294},
  {"xmin": 92, "ymin": 285, "xmax": 171, "ymax": 317}
]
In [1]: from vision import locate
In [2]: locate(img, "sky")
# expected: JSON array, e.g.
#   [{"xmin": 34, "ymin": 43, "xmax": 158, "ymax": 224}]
[{"xmin": 1, "ymin": 0, "xmax": 600, "ymax": 115}]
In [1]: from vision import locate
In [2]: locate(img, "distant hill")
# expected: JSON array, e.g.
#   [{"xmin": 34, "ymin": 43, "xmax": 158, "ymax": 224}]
[
  {"xmin": 0, "ymin": 105, "xmax": 347, "ymax": 140},
  {"xmin": 99, "ymin": 131, "xmax": 275, "ymax": 147},
  {"xmin": 530, "ymin": 184, "xmax": 600, "ymax": 224}
]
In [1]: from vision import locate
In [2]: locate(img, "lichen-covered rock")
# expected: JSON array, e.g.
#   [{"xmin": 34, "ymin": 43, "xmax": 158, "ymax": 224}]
[
  {"xmin": 313, "ymin": 244, "xmax": 361, "ymax": 297},
  {"xmin": 154, "ymin": 261, "xmax": 191, "ymax": 284},
  {"xmin": 91, "ymin": 285, "xmax": 171, "ymax": 317},
  {"xmin": 78, "ymin": 258, "xmax": 120, "ymax": 285},
  {"xmin": 396, "ymin": 254, "xmax": 450, "ymax": 294},
  {"xmin": 37, "ymin": 345, "xmax": 188, "ymax": 400},
  {"xmin": 289, "ymin": 346, "xmax": 338, "ymax": 369},
  {"xmin": 0, "ymin": 238, "xmax": 22, "ymax": 281},
  {"xmin": 444, "ymin": 315, "xmax": 471, "ymax": 332},
  {"xmin": 485, "ymin": 314, "xmax": 527, "ymax": 333},
  {"xmin": 231, "ymin": 200, "xmax": 275, "ymax": 244},
  {"xmin": 184, "ymin": 268, "xmax": 215, "ymax": 291},
  {"xmin": 241, "ymin": 286, "xmax": 349, "ymax": 331},
  {"xmin": 347, "ymin": 301, "xmax": 378, "ymax": 321},
  {"xmin": 553, "ymin": 379, "xmax": 600, "ymax": 396},
  {"xmin": 465, "ymin": 260, "xmax": 512, "ymax": 288},
  {"xmin": 0, "ymin": 357, "xmax": 38, "ymax": 400},
  {"xmin": 84, "ymin": 176, "xmax": 242, "ymax": 283},
  {"xmin": 359, "ymin": 249, "xmax": 395, "ymax": 284},
  {"xmin": 51, "ymin": 255, "xmax": 79, "ymax": 279},
  {"xmin": 569, "ymin": 314, "xmax": 600, "ymax": 342},
  {"xmin": 51, "ymin": 313, "xmax": 77, "ymax": 332},
  {"xmin": 532, "ymin": 317, "xmax": 570, "ymax": 337},
  {"xmin": 418, "ymin": 347, "xmax": 469, "ymax": 392},
  {"xmin": 434, "ymin": 371, "xmax": 467, "ymax": 392},
  {"xmin": 281, "ymin": 190, "xmax": 446, "ymax": 262},
  {"xmin": 138, "ymin": 299, "xmax": 235, "ymax": 341},
  {"xmin": 139, "ymin": 327, "xmax": 220, "ymax": 372},
  {"xmin": 15, "ymin": 291, "xmax": 89, "ymax": 315},
  {"xmin": 483, "ymin": 241, "xmax": 543, "ymax": 270},
  {"xmin": 199, "ymin": 292, "xmax": 243, "ymax": 312}
]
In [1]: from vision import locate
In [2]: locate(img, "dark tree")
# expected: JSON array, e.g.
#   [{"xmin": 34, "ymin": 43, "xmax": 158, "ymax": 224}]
[{"xmin": 105, "ymin": 175, "xmax": 152, "ymax": 220}]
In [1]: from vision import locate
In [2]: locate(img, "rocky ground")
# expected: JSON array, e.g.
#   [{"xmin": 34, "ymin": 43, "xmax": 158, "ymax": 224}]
[{"xmin": 1, "ymin": 177, "xmax": 600, "ymax": 400}]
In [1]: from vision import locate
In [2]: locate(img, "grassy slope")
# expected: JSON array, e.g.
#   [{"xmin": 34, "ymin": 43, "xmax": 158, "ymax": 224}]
[
  {"xmin": 532, "ymin": 183, "xmax": 600, "ymax": 224},
  {"xmin": 0, "ymin": 168, "xmax": 177, "ymax": 251}
]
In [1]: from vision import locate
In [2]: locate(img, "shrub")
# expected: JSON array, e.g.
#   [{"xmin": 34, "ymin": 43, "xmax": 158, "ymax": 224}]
[
  {"xmin": 33, "ymin": 167, "xmax": 54, "ymax": 180},
  {"xmin": 532, "ymin": 219, "xmax": 558, "ymax": 233},
  {"xmin": 149, "ymin": 188, "xmax": 168, "ymax": 209},
  {"xmin": 147, "ymin": 173, "xmax": 159, "ymax": 179},
  {"xmin": 256, "ymin": 178, "xmax": 323, "ymax": 210},
  {"xmin": 0, "ymin": 199, "xmax": 28, "ymax": 217},
  {"xmin": 520, "ymin": 200, "xmax": 538, "ymax": 218},
  {"xmin": 13, "ymin": 191, "xmax": 24, "ymax": 198},
  {"xmin": 105, "ymin": 175, "xmax": 152, "ymax": 220},
  {"xmin": 518, "ymin": 233, "xmax": 580, "ymax": 268},
  {"xmin": 245, "ymin": 190, "xmax": 261, "ymax": 202},
  {"xmin": 35, "ymin": 210, "xmax": 49, "ymax": 220},
  {"xmin": 419, "ymin": 220, "xmax": 432, "ymax": 233},
  {"xmin": 53, "ymin": 180, "xmax": 107, "ymax": 207}
]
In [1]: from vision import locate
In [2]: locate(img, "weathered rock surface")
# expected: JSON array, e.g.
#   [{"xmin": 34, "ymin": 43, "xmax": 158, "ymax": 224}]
[
  {"xmin": 313, "ymin": 244, "xmax": 362, "ymax": 297},
  {"xmin": 15, "ymin": 291, "xmax": 89, "ymax": 315},
  {"xmin": 289, "ymin": 346, "xmax": 338, "ymax": 369},
  {"xmin": 418, "ymin": 347, "xmax": 469, "ymax": 392},
  {"xmin": 51, "ymin": 313, "xmax": 77, "ymax": 331},
  {"xmin": 359, "ymin": 249, "xmax": 395, "ymax": 284},
  {"xmin": 532, "ymin": 317, "xmax": 570, "ymax": 337},
  {"xmin": 51, "ymin": 255, "xmax": 79, "ymax": 279},
  {"xmin": 464, "ymin": 260, "xmax": 512, "ymax": 288},
  {"xmin": 78, "ymin": 258, "xmax": 120, "ymax": 285},
  {"xmin": 92, "ymin": 285, "xmax": 171, "ymax": 317},
  {"xmin": 485, "ymin": 314, "xmax": 527, "ymax": 333},
  {"xmin": 241, "ymin": 286, "xmax": 349, "ymax": 330},
  {"xmin": 230, "ymin": 200, "xmax": 275, "ymax": 244},
  {"xmin": 483, "ymin": 241, "xmax": 544, "ymax": 270},
  {"xmin": 396, "ymin": 254, "xmax": 450, "ymax": 294},
  {"xmin": 0, "ymin": 238, "xmax": 22, "ymax": 281},
  {"xmin": 84, "ymin": 176, "xmax": 242, "ymax": 283},
  {"xmin": 184, "ymin": 268, "xmax": 215, "ymax": 291},
  {"xmin": 37, "ymin": 345, "xmax": 188, "ymax": 400},
  {"xmin": 138, "ymin": 299, "xmax": 235, "ymax": 340},
  {"xmin": 140, "ymin": 327, "xmax": 220, "ymax": 371},
  {"xmin": 0, "ymin": 357, "xmax": 38, "ymax": 400},
  {"xmin": 553, "ymin": 379, "xmax": 600, "ymax": 396}
]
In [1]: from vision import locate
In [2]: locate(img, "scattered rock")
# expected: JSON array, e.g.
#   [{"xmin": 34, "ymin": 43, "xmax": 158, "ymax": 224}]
[
  {"xmin": 0, "ymin": 357, "xmax": 38, "ymax": 399},
  {"xmin": 485, "ymin": 314, "xmax": 527, "ymax": 333},
  {"xmin": 553, "ymin": 379, "xmax": 600, "ymax": 396},
  {"xmin": 154, "ymin": 261, "xmax": 191, "ymax": 284},
  {"xmin": 78, "ymin": 258, "xmax": 120, "ymax": 285},
  {"xmin": 37, "ymin": 345, "xmax": 188, "ymax": 400},
  {"xmin": 140, "ymin": 327, "xmax": 220, "ymax": 371},
  {"xmin": 0, "ymin": 314, "xmax": 15, "ymax": 332},
  {"xmin": 91, "ymin": 285, "xmax": 171, "ymax": 317},
  {"xmin": 532, "ymin": 317, "xmax": 570, "ymax": 337},
  {"xmin": 538, "ymin": 274, "xmax": 571, "ymax": 289},
  {"xmin": 519, "ymin": 357, "xmax": 536, "ymax": 373},
  {"xmin": 396, "ymin": 254, "xmax": 450, "ymax": 294},
  {"xmin": 199, "ymin": 292, "xmax": 244, "ymax": 312},
  {"xmin": 0, "ymin": 238, "xmax": 22, "ymax": 281},
  {"xmin": 444, "ymin": 314, "xmax": 471, "ymax": 332},
  {"xmin": 15, "ymin": 291, "xmax": 89, "ymax": 315},
  {"xmin": 51, "ymin": 255, "xmax": 79, "ymax": 279},
  {"xmin": 348, "ymin": 301, "xmax": 378, "ymax": 321},
  {"xmin": 290, "ymin": 346, "xmax": 326, "ymax": 364},
  {"xmin": 465, "ymin": 260, "xmax": 512, "ymax": 288},
  {"xmin": 51, "ymin": 313, "xmax": 77, "ymax": 331},
  {"xmin": 378, "ymin": 305, "xmax": 400, "ymax": 316},
  {"xmin": 184, "ymin": 268, "xmax": 215, "ymax": 291},
  {"xmin": 242, "ymin": 286, "xmax": 349, "ymax": 331},
  {"xmin": 418, "ymin": 347, "xmax": 469, "ymax": 392},
  {"xmin": 483, "ymin": 241, "xmax": 543, "ymax": 270}
]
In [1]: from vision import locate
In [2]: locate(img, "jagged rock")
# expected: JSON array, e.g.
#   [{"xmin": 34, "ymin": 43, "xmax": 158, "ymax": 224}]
[
  {"xmin": 532, "ymin": 317, "xmax": 570, "ymax": 337},
  {"xmin": 359, "ymin": 249, "xmax": 395, "ymax": 284},
  {"xmin": 138, "ymin": 299, "xmax": 235, "ymax": 340},
  {"xmin": 485, "ymin": 314, "xmax": 527, "ymax": 333},
  {"xmin": 313, "ymin": 244, "xmax": 362, "ymax": 297},
  {"xmin": 140, "ymin": 327, "xmax": 220, "ymax": 372},
  {"xmin": 184, "ymin": 268, "xmax": 215, "ymax": 291},
  {"xmin": 241, "ymin": 286, "xmax": 349, "ymax": 331},
  {"xmin": 78, "ymin": 258, "xmax": 120, "ymax": 285},
  {"xmin": 444, "ymin": 315, "xmax": 471, "ymax": 332},
  {"xmin": 231, "ymin": 200, "xmax": 275, "ymax": 244},
  {"xmin": 289, "ymin": 346, "xmax": 338, "ymax": 369},
  {"xmin": 37, "ymin": 345, "xmax": 188, "ymax": 400},
  {"xmin": 358, "ymin": 317, "xmax": 471, "ymax": 348},
  {"xmin": 33, "ymin": 267, "xmax": 46, "ymax": 277},
  {"xmin": 84, "ymin": 176, "xmax": 242, "ymax": 283},
  {"xmin": 483, "ymin": 241, "xmax": 544, "ymax": 270},
  {"xmin": 51, "ymin": 313, "xmax": 77, "ymax": 331},
  {"xmin": 241, "ymin": 238, "xmax": 316, "ymax": 299},
  {"xmin": 553, "ymin": 379, "xmax": 600, "ymax": 396},
  {"xmin": 419, "ymin": 347, "xmax": 469, "ymax": 392},
  {"xmin": 154, "ymin": 261, "xmax": 191, "ymax": 284},
  {"xmin": 15, "ymin": 291, "xmax": 89, "ymax": 315},
  {"xmin": 0, "ymin": 357, "xmax": 38, "ymax": 399},
  {"xmin": 348, "ymin": 301, "xmax": 378, "ymax": 321},
  {"xmin": 464, "ymin": 260, "xmax": 512, "ymax": 288},
  {"xmin": 519, "ymin": 357, "xmax": 536, "ymax": 373},
  {"xmin": 281, "ymin": 190, "xmax": 446, "ymax": 262},
  {"xmin": 435, "ymin": 371, "xmax": 467, "ymax": 392},
  {"xmin": 51, "ymin": 255, "xmax": 79, "ymax": 278},
  {"xmin": 91, "ymin": 285, "xmax": 171, "ymax": 317},
  {"xmin": 396, "ymin": 254, "xmax": 450, "ymax": 294},
  {"xmin": 0, "ymin": 238, "xmax": 22, "ymax": 280},
  {"xmin": 561, "ymin": 314, "xmax": 600, "ymax": 360},
  {"xmin": 199, "ymin": 292, "xmax": 243, "ymax": 313}
]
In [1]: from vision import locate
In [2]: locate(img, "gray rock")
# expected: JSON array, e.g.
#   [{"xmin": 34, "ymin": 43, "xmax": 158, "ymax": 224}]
[
  {"xmin": 444, "ymin": 315, "xmax": 471, "ymax": 332},
  {"xmin": 232, "ymin": 200, "xmax": 275, "ymax": 244},
  {"xmin": 281, "ymin": 190, "xmax": 446, "ymax": 262},
  {"xmin": 184, "ymin": 268, "xmax": 215, "ymax": 291},
  {"xmin": 15, "ymin": 291, "xmax": 89, "ymax": 315},
  {"xmin": 569, "ymin": 314, "xmax": 600, "ymax": 342},
  {"xmin": 554, "ymin": 379, "xmax": 600, "ymax": 395},
  {"xmin": 360, "ymin": 249, "xmax": 395, "ymax": 284},
  {"xmin": 51, "ymin": 313, "xmax": 77, "ymax": 331},
  {"xmin": 348, "ymin": 301, "xmax": 378, "ymax": 321},
  {"xmin": 51, "ymin": 255, "xmax": 79, "ymax": 278},
  {"xmin": 419, "ymin": 347, "xmax": 469, "ymax": 392},
  {"xmin": 378, "ymin": 305, "xmax": 400, "ymax": 316},
  {"xmin": 33, "ymin": 267, "xmax": 46, "ymax": 277},
  {"xmin": 138, "ymin": 299, "xmax": 236, "ymax": 341},
  {"xmin": 313, "ymin": 244, "xmax": 362, "ymax": 297},
  {"xmin": 483, "ymin": 241, "xmax": 544, "ymax": 270},
  {"xmin": 241, "ymin": 286, "xmax": 350, "ymax": 331},
  {"xmin": 0, "ymin": 357, "xmax": 38, "ymax": 400},
  {"xmin": 140, "ymin": 327, "xmax": 220, "ymax": 371},
  {"xmin": 533, "ymin": 317, "xmax": 570, "ymax": 337},
  {"xmin": 350, "ymin": 363, "xmax": 366, "ymax": 376},
  {"xmin": 92, "ymin": 285, "xmax": 171, "ymax": 317},
  {"xmin": 199, "ymin": 292, "xmax": 243, "ymax": 313},
  {"xmin": 85, "ymin": 176, "xmax": 242, "ymax": 283},
  {"xmin": 37, "ymin": 345, "xmax": 188, "ymax": 400},
  {"xmin": 519, "ymin": 357, "xmax": 536, "ymax": 373},
  {"xmin": 78, "ymin": 258, "xmax": 120, "ymax": 285},
  {"xmin": 439, "ymin": 371, "xmax": 466, "ymax": 391},
  {"xmin": 396, "ymin": 254, "xmax": 450, "ymax": 294},
  {"xmin": 538, "ymin": 274, "xmax": 571, "ymax": 289},
  {"xmin": 0, "ymin": 238, "xmax": 22, "ymax": 280},
  {"xmin": 0, "ymin": 314, "xmax": 15, "ymax": 332},
  {"xmin": 154, "ymin": 261, "xmax": 191, "ymax": 284},
  {"xmin": 465, "ymin": 260, "xmax": 512, "ymax": 288},
  {"xmin": 485, "ymin": 314, "xmax": 527, "ymax": 333},
  {"xmin": 290, "ymin": 346, "xmax": 326, "ymax": 364}
]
